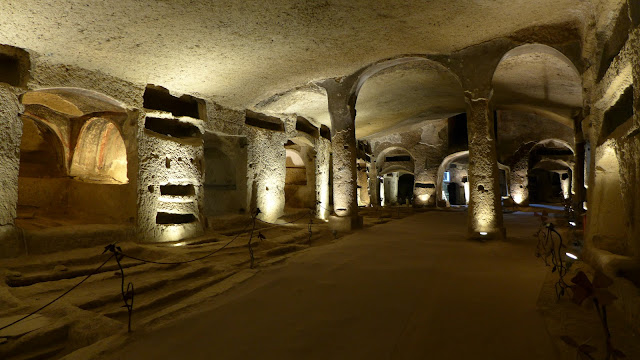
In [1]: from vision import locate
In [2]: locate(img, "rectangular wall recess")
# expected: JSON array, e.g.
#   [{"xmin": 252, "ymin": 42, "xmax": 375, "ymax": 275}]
[
  {"xmin": 602, "ymin": 85, "xmax": 634, "ymax": 139},
  {"xmin": 245, "ymin": 110, "xmax": 285, "ymax": 132},
  {"xmin": 160, "ymin": 184, "xmax": 195, "ymax": 196},
  {"xmin": 385, "ymin": 155, "xmax": 411, "ymax": 162},
  {"xmin": 320, "ymin": 125, "xmax": 331, "ymax": 140},
  {"xmin": 145, "ymin": 117, "xmax": 201, "ymax": 139},
  {"xmin": 0, "ymin": 45, "xmax": 29, "ymax": 87},
  {"xmin": 156, "ymin": 212, "xmax": 197, "ymax": 225},
  {"xmin": 295, "ymin": 116, "xmax": 319, "ymax": 137},
  {"xmin": 143, "ymin": 85, "xmax": 202, "ymax": 119}
]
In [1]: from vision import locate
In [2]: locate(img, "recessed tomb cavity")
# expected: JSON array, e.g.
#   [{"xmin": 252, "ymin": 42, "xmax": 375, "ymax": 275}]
[
  {"xmin": 160, "ymin": 184, "xmax": 196, "ymax": 197},
  {"xmin": 155, "ymin": 212, "xmax": 197, "ymax": 225},
  {"xmin": 245, "ymin": 110, "xmax": 285, "ymax": 132},
  {"xmin": 145, "ymin": 116, "xmax": 202, "ymax": 139},
  {"xmin": 143, "ymin": 85, "xmax": 204, "ymax": 119}
]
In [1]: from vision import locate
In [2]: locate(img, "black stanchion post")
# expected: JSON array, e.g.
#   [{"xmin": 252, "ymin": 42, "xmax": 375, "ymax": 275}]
[
  {"xmin": 104, "ymin": 244, "xmax": 135, "ymax": 332},
  {"xmin": 308, "ymin": 210, "xmax": 313, "ymax": 242},
  {"xmin": 248, "ymin": 208, "xmax": 260, "ymax": 269}
]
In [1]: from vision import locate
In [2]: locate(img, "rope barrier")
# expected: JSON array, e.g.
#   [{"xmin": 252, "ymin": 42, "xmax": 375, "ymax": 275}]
[
  {"xmin": 255, "ymin": 210, "xmax": 313, "ymax": 228},
  {"xmin": 248, "ymin": 209, "xmax": 259, "ymax": 268},
  {"xmin": 0, "ymin": 253, "xmax": 115, "ymax": 332},
  {"xmin": 105, "ymin": 244, "xmax": 135, "ymax": 332},
  {"xmin": 0, "ymin": 205, "xmax": 326, "ymax": 332},
  {"xmin": 118, "ymin": 219, "xmax": 255, "ymax": 265}
]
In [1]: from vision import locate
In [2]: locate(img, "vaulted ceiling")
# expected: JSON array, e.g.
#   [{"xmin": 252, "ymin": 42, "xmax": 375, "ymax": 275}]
[{"xmin": 1, "ymin": 0, "xmax": 591, "ymax": 136}]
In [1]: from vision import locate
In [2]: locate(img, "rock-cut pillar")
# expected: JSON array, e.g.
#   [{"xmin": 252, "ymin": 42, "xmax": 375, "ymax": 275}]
[
  {"xmin": 319, "ymin": 78, "xmax": 363, "ymax": 231},
  {"xmin": 465, "ymin": 95, "xmax": 505, "ymax": 239},
  {"xmin": 509, "ymin": 154, "xmax": 530, "ymax": 205},
  {"xmin": 369, "ymin": 160, "xmax": 380, "ymax": 207},
  {"xmin": 0, "ymin": 85, "xmax": 24, "ymax": 258},
  {"xmin": 572, "ymin": 115, "xmax": 586, "ymax": 214}
]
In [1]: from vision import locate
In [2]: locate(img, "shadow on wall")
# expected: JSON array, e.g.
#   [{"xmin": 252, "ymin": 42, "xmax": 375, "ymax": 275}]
[
  {"xmin": 203, "ymin": 131, "xmax": 248, "ymax": 217},
  {"xmin": 588, "ymin": 141, "xmax": 628, "ymax": 255}
]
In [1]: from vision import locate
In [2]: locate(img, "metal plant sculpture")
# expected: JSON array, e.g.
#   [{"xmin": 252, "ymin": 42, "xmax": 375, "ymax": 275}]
[
  {"xmin": 561, "ymin": 271, "xmax": 626, "ymax": 359},
  {"xmin": 534, "ymin": 211, "xmax": 570, "ymax": 299}
]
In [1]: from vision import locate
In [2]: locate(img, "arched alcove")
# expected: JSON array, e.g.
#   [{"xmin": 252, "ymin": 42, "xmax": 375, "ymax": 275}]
[
  {"xmin": 70, "ymin": 118, "xmax": 128, "ymax": 184},
  {"xmin": 397, "ymin": 173, "xmax": 415, "ymax": 205},
  {"xmin": 375, "ymin": 147, "xmax": 415, "ymax": 206},
  {"xmin": 284, "ymin": 142, "xmax": 316, "ymax": 209},
  {"xmin": 376, "ymin": 147, "xmax": 414, "ymax": 175},
  {"xmin": 18, "ymin": 116, "xmax": 66, "ymax": 178},
  {"xmin": 285, "ymin": 148, "xmax": 306, "ymax": 185},
  {"xmin": 355, "ymin": 58, "xmax": 466, "ymax": 138},
  {"xmin": 527, "ymin": 140, "xmax": 575, "ymax": 204},
  {"xmin": 436, "ymin": 151, "xmax": 469, "ymax": 206},
  {"xmin": 17, "ymin": 88, "xmax": 134, "ymax": 230},
  {"xmin": 492, "ymin": 44, "xmax": 582, "ymax": 125}
]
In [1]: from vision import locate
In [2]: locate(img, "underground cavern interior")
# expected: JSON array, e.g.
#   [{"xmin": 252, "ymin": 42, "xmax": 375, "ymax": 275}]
[{"xmin": 1, "ymin": 0, "xmax": 640, "ymax": 359}]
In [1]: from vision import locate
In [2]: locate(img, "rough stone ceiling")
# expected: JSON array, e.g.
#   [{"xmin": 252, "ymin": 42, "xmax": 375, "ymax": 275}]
[
  {"xmin": 257, "ymin": 61, "xmax": 467, "ymax": 138},
  {"xmin": 355, "ymin": 62, "xmax": 465, "ymax": 138},
  {"xmin": 1, "ymin": 0, "xmax": 588, "ymax": 113},
  {"xmin": 492, "ymin": 45, "xmax": 583, "ymax": 120},
  {"xmin": 260, "ymin": 46, "xmax": 582, "ymax": 138}
]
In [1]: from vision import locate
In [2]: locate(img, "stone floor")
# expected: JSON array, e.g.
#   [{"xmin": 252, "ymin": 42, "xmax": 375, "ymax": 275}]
[{"xmin": 95, "ymin": 211, "xmax": 559, "ymax": 360}]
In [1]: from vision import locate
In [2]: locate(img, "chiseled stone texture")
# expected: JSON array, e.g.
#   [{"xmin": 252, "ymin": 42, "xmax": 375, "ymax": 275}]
[
  {"xmin": 314, "ymin": 136, "xmax": 331, "ymax": 219},
  {"xmin": 356, "ymin": 160, "xmax": 370, "ymax": 206},
  {"xmin": 507, "ymin": 143, "xmax": 535, "ymax": 204},
  {"xmin": 204, "ymin": 102, "xmax": 246, "ymax": 136},
  {"xmin": 0, "ymin": 0, "xmax": 589, "ymax": 111},
  {"xmin": 613, "ymin": 129, "xmax": 640, "ymax": 257},
  {"xmin": 136, "ymin": 113, "xmax": 205, "ymax": 243},
  {"xmin": 331, "ymin": 128, "xmax": 358, "ymax": 216},
  {"xmin": 0, "ymin": 85, "xmax": 23, "ymax": 226},
  {"xmin": 466, "ymin": 97, "xmax": 503, "ymax": 236},
  {"xmin": 587, "ymin": 140, "xmax": 627, "ymax": 254},
  {"xmin": 245, "ymin": 125, "xmax": 287, "ymax": 222},
  {"xmin": 29, "ymin": 56, "xmax": 145, "ymax": 109}
]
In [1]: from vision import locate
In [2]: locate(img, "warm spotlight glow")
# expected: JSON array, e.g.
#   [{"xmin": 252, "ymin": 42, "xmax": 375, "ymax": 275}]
[
  {"xmin": 258, "ymin": 173, "xmax": 285, "ymax": 222},
  {"xmin": 512, "ymin": 192, "xmax": 524, "ymax": 204},
  {"xmin": 158, "ymin": 196, "xmax": 193, "ymax": 203},
  {"xmin": 463, "ymin": 182, "xmax": 470, "ymax": 205},
  {"xmin": 419, "ymin": 194, "xmax": 430, "ymax": 202},
  {"xmin": 566, "ymin": 252, "xmax": 578, "ymax": 260},
  {"xmin": 561, "ymin": 176, "xmax": 571, "ymax": 199},
  {"xmin": 164, "ymin": 225, "xmax": 186, "ymax": 242}
]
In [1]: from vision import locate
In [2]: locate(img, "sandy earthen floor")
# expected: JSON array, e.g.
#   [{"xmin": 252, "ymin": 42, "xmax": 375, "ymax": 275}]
[{"xmin": 101, "ymin": 211, "xmax": 559, "ymax": 360}]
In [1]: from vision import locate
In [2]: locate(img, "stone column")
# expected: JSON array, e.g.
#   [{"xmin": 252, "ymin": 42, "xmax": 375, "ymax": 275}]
[
  {"xmin": 509, "ymin": 155, "xmax": 530, "ymax": 205},
  {"xmin": 413, "ymin": 167, "xmax": 438, "ymax": 207},
  {"xmin": 465, "ymin": 95, "xmax": 505, "ymax": 240},
  {"xmin": 369, "ymin": 160, "xmax": 380, "ymax": 207},
  {"xmin": 356, "ymin": 159, "xmax": 370, "ymax": 206},
  {"xmin": 319, "ymin": 78, "xmax": 362, "ymax": 230},
  {"xmin": 387, "ymin": 172, "xmax": 399, "ymax": 205},
  {"xmin": 558, "ymin": 170, "xmax": 571, "ymax": 200},
  {"xmin": 572, "ymin": 116, "xmax": 586, "ymax": 214}
]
